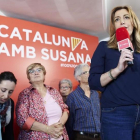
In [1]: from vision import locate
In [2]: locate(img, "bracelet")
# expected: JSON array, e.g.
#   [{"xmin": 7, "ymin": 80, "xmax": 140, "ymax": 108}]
[{"xmin": 108, "ymin": 69, "xmax": 116, "ymax": 80}]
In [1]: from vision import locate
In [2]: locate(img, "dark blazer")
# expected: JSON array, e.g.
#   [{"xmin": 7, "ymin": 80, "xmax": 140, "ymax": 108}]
[{"xmin": 2, "ymin": 98, "xmax": 14, "ymax": 140}]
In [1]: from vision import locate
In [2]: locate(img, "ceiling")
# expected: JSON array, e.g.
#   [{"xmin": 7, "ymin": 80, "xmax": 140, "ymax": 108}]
[{"xmin": 0, "ymin": 0, "xmax": 140, "ymax": 41}]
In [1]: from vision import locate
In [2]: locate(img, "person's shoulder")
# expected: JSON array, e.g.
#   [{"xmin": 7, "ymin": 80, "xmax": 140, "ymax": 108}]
[
  {"xmin": 66, "ymin": 91, "xmax": 75, "ymax": 104},
  {"xmin": 19, "ymin": 86, "xmax": 32, "ymax": 96},
  {"xmin": 67, "ymin": 88, "xmax": 79, "ymax": 99},
  {"xmin": 98, "ymin": 41, "xmax": 108, "ymax": 48},
  {"xmin": 46, "ymin": 85, "xmax": 59, "ymax": 93},
  {"xmin": 99, "ymin": 41, "xmax": 108, "ymax": 44},
  {"xmin": 94, "ymin": 41, "xmax": 108, "ymax": 54},
  {"xmin": 46, "ymin": 85, "xmax": 55, "ymax": 90},
  {"xmin": 91, "ymin": 90, "xmax": 100, "ymax": 97},
  {"xmin": 91, "ymin": 90, "xmax": 98, "ymax": 94},
  {"xmin": 91, "ymin": 89, "xmax": 98, "ymax": 92}
]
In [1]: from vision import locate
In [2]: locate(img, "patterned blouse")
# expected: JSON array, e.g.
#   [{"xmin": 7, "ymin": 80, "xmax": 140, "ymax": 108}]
[{"xmin": 16, "ymin": 85, "xmax": 69, "ymax": 140}]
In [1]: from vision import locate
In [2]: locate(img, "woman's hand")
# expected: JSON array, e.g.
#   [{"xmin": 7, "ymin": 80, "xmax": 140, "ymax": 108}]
[
  {"xmin": 46, "ymin": 122, "xmax": 64, "ymax": 139},
  {"xmin": 100, "ymin": 49, "xmax": 133, "ymax": 87},
  {"xmin": 116, "ymin": 49, "xmax": 133, "ymax": 73}
]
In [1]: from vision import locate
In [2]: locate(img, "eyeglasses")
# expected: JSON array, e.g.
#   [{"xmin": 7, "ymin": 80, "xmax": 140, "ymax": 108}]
[
  {"xmin": 28, "ymin": 68, "xmax": 42, "ymax": 74},
  {"xmin": 60, "ymin": 86, "xmax": 70, "ymax": 90},
  {"xmin": 80, "ymin": 71, "xmax": 89, "ymax": 75}
]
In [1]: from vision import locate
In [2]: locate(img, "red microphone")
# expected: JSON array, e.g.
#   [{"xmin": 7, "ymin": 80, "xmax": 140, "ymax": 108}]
[{"xmin": 116, "ymin": 27, "xmax": 134, "ymax": 64}]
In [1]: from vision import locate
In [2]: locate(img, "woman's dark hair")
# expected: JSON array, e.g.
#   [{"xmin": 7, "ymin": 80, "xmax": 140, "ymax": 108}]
[{"xmin": 0, "ymin": 71, "xmax": 17, "ymax": 84}]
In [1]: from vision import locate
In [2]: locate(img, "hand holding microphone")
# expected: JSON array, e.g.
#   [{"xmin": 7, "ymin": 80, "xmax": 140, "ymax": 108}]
[
  {"xmin": 116, "ymin": 49, "xmax": 133, "ymax": 73},
  {"xmin": 116, "ymin": 27, "xmax": 134, "ymax": 65}
]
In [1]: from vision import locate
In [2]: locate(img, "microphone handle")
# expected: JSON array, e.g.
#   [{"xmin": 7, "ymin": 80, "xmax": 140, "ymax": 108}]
[
  {"xmin": 126, "ymin": 47, "xmax": 134, "ymax": 65},
  {"xmin": 127, "ymin": 60, "xmax": 133, "ymax": 65}
]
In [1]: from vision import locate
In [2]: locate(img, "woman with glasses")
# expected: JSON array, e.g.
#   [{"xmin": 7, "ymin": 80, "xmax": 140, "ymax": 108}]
[
  {"xmin": 59, "ymin": 79, "xmax": 73, "ymax": 103},
  {"xmin": 16, "ymin": 63, "xmax": 69, "ymax": 140},
  {"xmin": 0, "ymin": 71, "xmax": 17, "ymax": 140}
]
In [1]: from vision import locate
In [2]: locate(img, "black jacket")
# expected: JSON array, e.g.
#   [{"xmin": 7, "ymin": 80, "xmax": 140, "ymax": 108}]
[{"xmin": 2, "ymin": 98, "xmax": 14, "ymax": 140}]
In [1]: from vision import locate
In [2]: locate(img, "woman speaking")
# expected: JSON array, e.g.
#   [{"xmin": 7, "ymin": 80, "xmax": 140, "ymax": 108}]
[{"xmin": 89, "ymin": 6, "xmax": 140, "ymax": 140}]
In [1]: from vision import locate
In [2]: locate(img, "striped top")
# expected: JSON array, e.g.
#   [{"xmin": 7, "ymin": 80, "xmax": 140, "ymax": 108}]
[{"xmin": 65, "ymin": 86, "xmax": 100, "ymax": 139}]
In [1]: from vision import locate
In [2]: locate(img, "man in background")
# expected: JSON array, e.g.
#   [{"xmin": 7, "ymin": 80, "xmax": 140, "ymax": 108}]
[{"xmin": 66, "ymin": 63, "xmax": 101, "ymax": 140}]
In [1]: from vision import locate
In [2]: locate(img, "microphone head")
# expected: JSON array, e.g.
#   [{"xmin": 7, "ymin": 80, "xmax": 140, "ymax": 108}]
[{"xmin": 116, "ymin": 27, "xmax": 130, "ymax": 41}]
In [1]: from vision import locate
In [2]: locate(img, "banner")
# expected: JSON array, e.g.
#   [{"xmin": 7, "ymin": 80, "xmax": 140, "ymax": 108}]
[{"xmin": 0, "ymin": 15, "xmax": 98, "ymax": 139}]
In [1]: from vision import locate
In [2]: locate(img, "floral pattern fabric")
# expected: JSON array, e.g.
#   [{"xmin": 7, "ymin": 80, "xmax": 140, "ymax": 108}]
[{"xmin": 16, "ymin": 85, "xmax": 69, "ymax": 140}]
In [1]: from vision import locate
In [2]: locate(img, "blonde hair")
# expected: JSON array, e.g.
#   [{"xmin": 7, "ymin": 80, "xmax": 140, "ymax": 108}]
[
  {"xmin": 108, "ymin": 6, "xmax": 140, "ymax": 53},
  {"xmin": 26, "ymin": 63, "xmax": 46, "ymax": 80}
]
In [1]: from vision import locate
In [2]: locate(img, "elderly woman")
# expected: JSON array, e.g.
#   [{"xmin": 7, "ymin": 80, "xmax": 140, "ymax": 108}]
[
  {"xmin": 59, "ymin": 79, "xmax": 72, "ymax": 103},
  {"xmin": 0, "ymin": 71, "xmax": 17, "ymax": 140},
  {"xmin": 66, "ymin": 63, "xmax": 100, "ymax": 140},
  {"xmin": 16, "ymin": 63, "xmax": 69, "ymax": 140}
]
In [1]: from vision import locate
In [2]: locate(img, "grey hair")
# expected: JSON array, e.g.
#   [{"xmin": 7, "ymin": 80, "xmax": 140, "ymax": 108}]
[
  {"xmin": 74, "ymin": 63, "xmax": 89, "ymax": 81},
  {"xmin": 59, "ymin": 79, "xmax": 73, "ymax": 90}
]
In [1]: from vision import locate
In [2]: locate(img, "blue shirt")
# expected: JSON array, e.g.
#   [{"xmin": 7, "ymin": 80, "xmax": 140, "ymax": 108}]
[
  {"xmin": 65, "ymin": 86, "xmax": 100, "ymax": 139},
  {"xmin": 88, "ymin": 41, "xmax": 140, "ymax": 108}
]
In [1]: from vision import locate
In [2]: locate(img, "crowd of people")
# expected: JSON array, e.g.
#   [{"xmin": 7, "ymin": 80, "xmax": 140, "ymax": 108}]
[{"xmin": 1, "ymin": 5, "xmax": 140, "ymax": 140}]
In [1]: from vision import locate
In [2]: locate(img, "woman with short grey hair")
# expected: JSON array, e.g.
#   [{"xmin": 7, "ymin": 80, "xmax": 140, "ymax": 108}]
[
  {"xmin": 59, "ymin": 79, "xmax": 73, "ymax": 102},
  {"xmin": 74, "ymin": 63, "xmax": 89, "ymax": 81}
]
